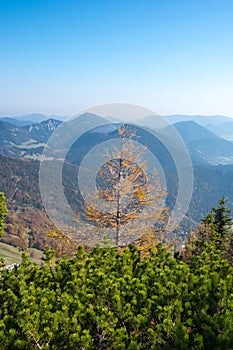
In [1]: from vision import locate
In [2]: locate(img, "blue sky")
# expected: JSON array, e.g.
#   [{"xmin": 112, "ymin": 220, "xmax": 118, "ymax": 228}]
[{"xmin": 1, "ymin": 0, "xmax": 233, "ymax": 116}]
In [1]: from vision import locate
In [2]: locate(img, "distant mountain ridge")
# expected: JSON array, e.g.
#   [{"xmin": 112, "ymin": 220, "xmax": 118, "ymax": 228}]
[
  {"xmin": 169, "ymin": 121, "xmax": 220, "ymax": 143},
  {"xmin": 136, "ymin": 114, "xmax": 233, "ymax": 164},
  {"xmin": 165, "ymin": 115, "xmax": 233, "ymax": 142},
  {"xmin": 1, "ymin": 113, "xmax": 233, "ymax": 165},
  {"xmin": 0, "ymin": 121, "xmax": 30, "ymax": 147},
  {"xmin": 0, "ymin": 118, "xmax": 62, "ymax": 159},
  {"xmin": 172, "ymin": 121, "xmax": 233, "ymax": 165},
  {"xmin": 164, "ymin": 114, "xmax": 233, "ymax": 125},
  {"xmin": 23, "ymin": 119, "xmax": 62, "ymax": 143},
  {"xmin": 0, "ymin": 113, "xmax": 67, "ymax": 125},
  {"xmin": 0, "ymin": 117, "xmax": 35, "ymax": 127},
  {"xmin": 0, "ymin": 113, "xmax": 233, "ymax": 165}
]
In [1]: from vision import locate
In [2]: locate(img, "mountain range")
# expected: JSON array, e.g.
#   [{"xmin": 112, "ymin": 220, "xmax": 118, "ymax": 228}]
[
  {"xmin": 138, "ymin": 114, "xmax": 233, "ymax": 142},
  {"xmin": 1, "ymin": 112, "xmax": 233, "ymax": 250},
  {"xmin": 0, "ymin": 119, "xmax": 62, "ymax": 158},
  {"xmin": 1, "ymin": 113, "xmax": 233, "ymax": 165},
  {"xmin": 0, "ymin": 113, "xmax": 66, "ymax": 124}
]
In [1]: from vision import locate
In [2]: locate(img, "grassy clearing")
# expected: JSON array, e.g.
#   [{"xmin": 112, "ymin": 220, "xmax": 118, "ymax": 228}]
[
  {"xmin": 0, "ymin": 242, "xmax": 22, "ymax": 265},
  {"xmin": 0, "ymin": 242, "xmax": 44, "ymax": 265}
]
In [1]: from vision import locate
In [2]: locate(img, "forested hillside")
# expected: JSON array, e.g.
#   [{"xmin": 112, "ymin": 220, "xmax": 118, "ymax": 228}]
[
  {"xmin": 0, "ymin": 155, "xmax": 81, "ymax": 255},
  {"xmin": 2, "ymin": 154, "xmax": 233, "ymax": 250}
]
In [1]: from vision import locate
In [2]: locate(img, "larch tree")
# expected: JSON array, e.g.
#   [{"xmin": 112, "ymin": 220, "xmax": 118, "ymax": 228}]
[{"xmin": 77, "ymin": 125, "xmax": 173, "ymax": 248}]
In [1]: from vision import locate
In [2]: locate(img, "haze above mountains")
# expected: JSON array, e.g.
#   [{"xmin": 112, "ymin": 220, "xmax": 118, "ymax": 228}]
[
  {"xmin": 1, "ymin": 112, "xmax": 233, "ymax": 131},
  {"xmin": 1, "ymin": 113, "xmax": 233, "ymax": 165}
]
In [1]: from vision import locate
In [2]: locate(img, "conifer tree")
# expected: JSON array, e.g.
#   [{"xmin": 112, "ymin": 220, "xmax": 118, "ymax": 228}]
[
  {"xmin": 212, "ymin": 195, "xmax": 233, "ymax": 238},
  {"xmin": 183, "ymin": 196, "xmax": 233, "ymax": 263},
  {"xmin": 76, "ymin": 125, "xmax": 171, "ymax": 248},
  {"xmin": 0, "ymin": 192, "xmax": 7, "ymax": 237}
]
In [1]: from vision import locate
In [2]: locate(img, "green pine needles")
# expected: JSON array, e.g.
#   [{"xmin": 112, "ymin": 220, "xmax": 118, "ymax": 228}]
[
  {"xmin": 1, "ymin": 194, "xmax": 233, "ymax": 349},
  {"xmin": 0, "ymin": 243, "xmax": 233, "ymax": 349},
  {"xmin": 0, "ymin": 192, "xmax": 7, "ymax": 237}
]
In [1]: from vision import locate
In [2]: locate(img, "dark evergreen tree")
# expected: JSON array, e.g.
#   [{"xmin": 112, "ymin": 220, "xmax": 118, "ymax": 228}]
[
  {"xmin": 183, "ymin": 196, "xmax": 233, "ymax": 264},
  {"xmin": 212, "ymin": 195, "xmax": 233, "ymax": 237},
  {"xmin": 0, "ymin": 192, "xmax": 7, "ymax": 237}
]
